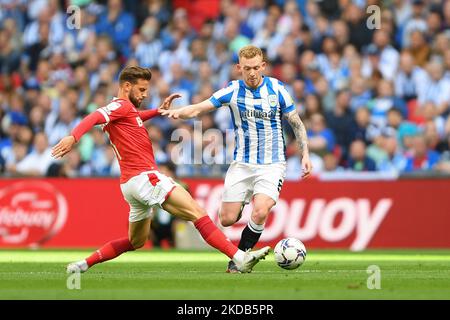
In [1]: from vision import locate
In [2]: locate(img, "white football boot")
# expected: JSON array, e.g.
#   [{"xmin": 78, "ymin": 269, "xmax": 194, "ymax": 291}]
[
  {"xmin": 234, "ymin": 246, "xmax": 270, "ymax": 273},
  {"xmin": 66, "ymin": 260, "xmax": 89, "ymax": 273}
]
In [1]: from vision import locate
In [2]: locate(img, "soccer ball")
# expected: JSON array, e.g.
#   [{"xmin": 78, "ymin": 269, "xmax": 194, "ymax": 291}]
[{"xmin": 274, "ymin": 238, "xmax": 307, "ymax": 270}]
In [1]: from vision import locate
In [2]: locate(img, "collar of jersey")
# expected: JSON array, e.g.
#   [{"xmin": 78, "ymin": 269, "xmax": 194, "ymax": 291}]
[{"xmin": 243, "ymin": 76, "xmax": 266, "ymax": 92}]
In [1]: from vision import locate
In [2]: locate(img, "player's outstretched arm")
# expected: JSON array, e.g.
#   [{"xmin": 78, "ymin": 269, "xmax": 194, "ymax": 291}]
[
  {"xmin": 159, "ymin": 99, "xmax": 215, "ymax": 120},
  {"xmin": 284, "ymin": 110, "xmax": 312, "ymax": 179},
  {"xmin": 51, "ymin": 135, "xmax": 76, "ymax": 159},
  {"xmin": 51, "ymin": 111, "xmax": 105, "ymax": 159},
  {"xmin": 138, "ymin": 93, "xmax": 182, "ymax": 122}
]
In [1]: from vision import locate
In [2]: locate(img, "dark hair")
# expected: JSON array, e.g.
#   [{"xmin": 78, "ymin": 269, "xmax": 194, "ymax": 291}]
[
  {"xmin": 119, "ymin": 66, "xmax": 152, "ymax": 84},
  {"xmin": 387, "ymin": 107, "xmax": 403, "ymax": 117}
]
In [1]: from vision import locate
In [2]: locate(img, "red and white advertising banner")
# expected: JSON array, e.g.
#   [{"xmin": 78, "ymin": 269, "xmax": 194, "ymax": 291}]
[{"xmin": 0, "ymin": 178, "xmax": 449, "ymax": 250}]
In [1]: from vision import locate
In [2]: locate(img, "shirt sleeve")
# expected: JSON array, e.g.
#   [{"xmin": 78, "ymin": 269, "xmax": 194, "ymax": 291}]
[
  {"xmin": 71, "ymin": 111, "xmax": 105, "ymax": 142},
  {"xmin": 278, "ymin": 81, "xmax": 296, "ymax": 114},
  {"xmin": 138, "ymin": 109, "xmax": 159, "ymax": 121},
  {"xmin": 96, "ymin": 100, "xmax": 131, "ymax": 123},
  {"xmin": 209, "ymin": 81, "xmax": 235, "ymax": 108}
]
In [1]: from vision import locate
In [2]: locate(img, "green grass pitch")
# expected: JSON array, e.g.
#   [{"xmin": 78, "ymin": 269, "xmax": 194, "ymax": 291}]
[{"xmin": 0, "ymin": 249, "xmax": 449, "ymax": 299}]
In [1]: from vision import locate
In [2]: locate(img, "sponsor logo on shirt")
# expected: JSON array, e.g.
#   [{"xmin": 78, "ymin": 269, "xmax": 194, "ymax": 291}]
[{"xmin": 240, "ymin": 109, "xmax": 276, "ymax": 120}]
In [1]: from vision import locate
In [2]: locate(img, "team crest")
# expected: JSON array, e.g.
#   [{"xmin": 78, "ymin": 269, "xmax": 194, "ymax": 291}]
[{"xmin": 268, "ymin": 94, "xmax": 277, "ymax": 107}]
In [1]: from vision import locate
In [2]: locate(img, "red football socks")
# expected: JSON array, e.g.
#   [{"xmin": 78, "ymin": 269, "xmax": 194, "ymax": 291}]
[
  {"xmin": 194, "ymin": 215, "xmax": 238, "ymax": 259},
  {"xmin": 86, "ymin": 237, "xmax": 135, "ymax": 267}
]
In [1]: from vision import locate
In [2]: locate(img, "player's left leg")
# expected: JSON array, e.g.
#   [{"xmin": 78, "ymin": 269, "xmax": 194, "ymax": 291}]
[
  {"xmin": 67, "ymin": 174, "xmax": 153, "ymax": 273},
  {"xmin": 227, "ymin": 194, "xmax": 276, "ymax": 273},
  {"xmin": 66, "ymin": 217, "xmax": 152, "ymax": 274},
  {"xmin": 242, "ymin": 193, "xmax": 275, "ymax": 247}
]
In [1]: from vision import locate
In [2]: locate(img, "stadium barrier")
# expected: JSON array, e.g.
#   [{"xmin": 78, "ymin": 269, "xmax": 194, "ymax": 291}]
[{"xmin": 0, "ymin": 178, "xmax": 449, "ymax": 250}]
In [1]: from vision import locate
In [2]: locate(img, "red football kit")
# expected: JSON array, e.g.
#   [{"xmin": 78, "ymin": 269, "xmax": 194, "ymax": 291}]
[
  {"xmin": 71, "ymin": 98, "xmax": 159, "ymax": 183},
  {"xmin": 69, "ymin": 97, "xmax": 241, "ymax": 268}
]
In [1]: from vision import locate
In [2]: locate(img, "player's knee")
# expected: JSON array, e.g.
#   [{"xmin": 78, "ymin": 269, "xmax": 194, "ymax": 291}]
[
  {"xmin": 219, "ymin": 211, "xmax": 235, "ymax": 227},
  {"xmin": 252, "ymin": 207, "xmax": 270, "ymax": 225},
  {"xmin": 130, "ymin": 236, "xmax": 146, "ymax": 249}
]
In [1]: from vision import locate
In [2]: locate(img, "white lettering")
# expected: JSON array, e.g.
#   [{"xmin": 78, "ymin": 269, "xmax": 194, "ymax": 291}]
[
  {"xmin": 66, "ymin": 5, "xmax": 81, "ymax": 30},
  {"xmin": 319, "ymin": 198, "xmax": 356, "ymax": 242},
  {"xmin": 366, "ymin": 5, "xmax": 381, "ymax": 30},
  {"xmin": 0, "ymin": 208, "xmax": 55, "ymax": 228},
  {"xmin": 367, "ymin": 265, "xmax": 381, "ymax": 289},
  {"xmin": 285, "ymin": 199, "xmax": 324, "ymax": 240},
  {"xmin": 351, "ymin": 199, "xmax": 392, "ymax": 251},
  {"xmin": 66, "ymin": 272, "xmax": 81, "ymax": 290},
  {"xmin": 192, "ymin": 186, "xmax": 392, "ymax": 250}
]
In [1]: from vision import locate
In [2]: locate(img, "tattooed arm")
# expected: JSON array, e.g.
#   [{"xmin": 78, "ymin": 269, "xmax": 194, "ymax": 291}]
[{"xmin": 284, "ymin": 110, "xmax": 312, "ymax": 178}]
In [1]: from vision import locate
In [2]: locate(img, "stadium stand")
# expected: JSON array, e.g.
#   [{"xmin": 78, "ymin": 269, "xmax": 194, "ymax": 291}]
[{"xmin": 1, "ymin": 0, "xmax": 450, "ymax": 179}]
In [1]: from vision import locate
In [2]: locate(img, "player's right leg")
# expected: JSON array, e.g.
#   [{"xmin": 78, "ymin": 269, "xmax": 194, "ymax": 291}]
[
  {"xmin": 219, "ymin": 162, "xmax": 258, "ymax": 272},
  {"xmin": 219, "ymin": 202, "xmax": 246, "ymax": 227},
  {"xmin": 219, "ymin": 162, "xmax": 254, "ymax": 227},
  {"xmin": 162, "ymin": 185, "xmax": 270, "ymax": 273},
  {"xmin": 66, "ymin": 217, "xmax": 151, "ymax": 274}
]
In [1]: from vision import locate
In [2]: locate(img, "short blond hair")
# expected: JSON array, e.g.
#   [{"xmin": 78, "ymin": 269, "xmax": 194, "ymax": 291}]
[{"xmin": 238, "ymin": 45, "xmax": 263, "ymax": 59}]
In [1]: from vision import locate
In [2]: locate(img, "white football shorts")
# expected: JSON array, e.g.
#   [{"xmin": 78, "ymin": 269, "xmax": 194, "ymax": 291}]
[
  {"xmin": 222, "ymin": 161, "xmax": 286, "ymax": 204},
  {"xmin": 120, "ymin": 170, "xmax": 178, "ymax": 222}
]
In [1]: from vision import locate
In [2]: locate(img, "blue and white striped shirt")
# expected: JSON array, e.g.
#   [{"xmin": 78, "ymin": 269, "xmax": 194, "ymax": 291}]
[{"xmin": 209, "ymin": 77, "xmax": 295, "ymax": 164}]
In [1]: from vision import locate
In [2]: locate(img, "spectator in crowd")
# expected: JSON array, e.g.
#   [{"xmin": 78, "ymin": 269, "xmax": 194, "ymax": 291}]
[
  {"xmin": 45, "ymin": 97, "xmax": 81, "ymax": 146},
  {"xmin": 378, "ymin": 131, "xmax": 408, "ymax": 173},
  {"xmin": 395, "ymin": 50, "xmax": 428, "ymax": 102},
  {"xmin": 3, "ymin": 142, "xmax": 28, "ymax": 176},
  {"xmin": 14, "ymin": 131, "xmax": 54, "ymax": 176},
  {"xmin": 435, "ymin": 134, "xmax": 450, "ymax": 173},
  {"xmin": 351, "ymin": 106, "xmax": 372, "ymax": 145},
  {"xmin": 349, "ymin": 75, "xmax": 372, "ymax": 112},
  {"xmin": 95, "ymin": 0, "xmax": 135, "ymax": 59},
  {"xmin": 418, "ymin": 60, "xmax": 450, "ymax": 117},
  {"xmin": 368, "ymin": 79, "xmax": 407, "ymax": 131},
  {"xmin": 406, "ymin": 29, "xmax": 431, "ymax": 67},
  {"xmin": 402, "ymin": 0, "xmax": 427, "ymax": 49},
  {"xmin": 47, "ymin": 148, "xmax": 88, "ymax": 177},
  {"xmin": 404, "ymin": 134, "xmax": 440, "ymax": 172},
  {"xmin": 347, "ymin": 139, "xmax": 376, "ymax": 172},
  {"xmin": 322, "ymin": 152, "xmax": 344, "ymax": 172},
  {"xmin": 325, "ymin": 89, "xmax": 354, "ymax": 158},
  {"xmin": 307, "ymin": 113, "xmax": 336, "ymax": 155},
  {"xmin": 371, "ymin": 29, "xmax": 399, "ymax": 81},
  {"xmin": 301, "ymin": 93, "xmax": 323, "ymax": 127},
  {"xmin": 136, "ymin": 0, "xmax": 171, "ymax": 29}
]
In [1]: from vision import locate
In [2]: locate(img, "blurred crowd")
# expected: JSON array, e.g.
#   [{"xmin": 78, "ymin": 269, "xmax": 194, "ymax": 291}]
[{"xmin": 1, "ymin": 0, "xmax": 450, "ymax": 180}]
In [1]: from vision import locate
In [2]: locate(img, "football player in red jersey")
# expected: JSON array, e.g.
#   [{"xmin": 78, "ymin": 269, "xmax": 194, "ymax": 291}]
[{"xmin": 52, "ymin": 66, "xmax": 269, "ymax": 273}]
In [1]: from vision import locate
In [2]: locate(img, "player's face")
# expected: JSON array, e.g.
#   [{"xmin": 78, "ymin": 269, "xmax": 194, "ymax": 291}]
[
  {"xmin": 129, "ymin": 79, "xmax": 150, "ymax": 108},
  {"xmin": 238, "ymin": 55, "xmax": 266, "ymax": 88}
]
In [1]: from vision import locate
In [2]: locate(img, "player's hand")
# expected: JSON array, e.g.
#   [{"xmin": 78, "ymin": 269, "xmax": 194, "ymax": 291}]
[
  {"xmin": 301, "ymin": 153, "xmax": 312, "ymax": 179},
  {"xmin": 159, "ymin": 93, "xmax": 182, "ymax": 110},
  {"xmin": 51, "ymin": 136, "xmax": 76, "ymax": 159},
  {"xmin": 159, "ymin": 109, "xmax": 181, "ymax": 119}
]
